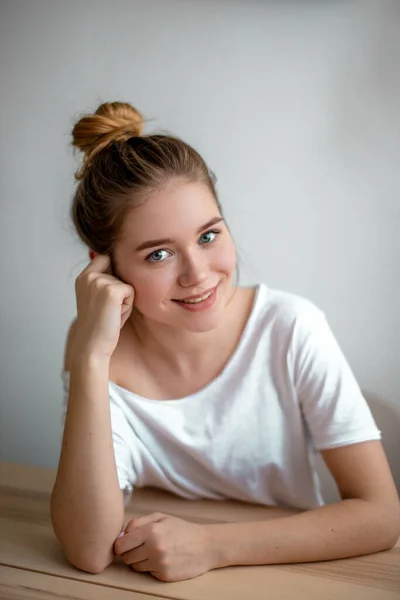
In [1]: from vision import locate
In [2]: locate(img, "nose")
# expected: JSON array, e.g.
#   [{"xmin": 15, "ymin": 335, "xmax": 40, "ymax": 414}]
[{"xmin": 177, "ymin": 250, "xmax": 209, "ymax": 288}]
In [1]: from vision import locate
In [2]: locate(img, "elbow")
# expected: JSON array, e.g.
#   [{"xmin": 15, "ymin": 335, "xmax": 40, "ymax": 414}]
[
  {"xmin": 384, "ymin": 521, "xmax": 400, "ymax": 551},
  {"xmin": 63, "ymin": 546, "xmax": 114, "ymax": 575},
  {"xmin": 381, "ymin": 530, "xmax": 399, "ymax": 552},
  {"xmin": 72, "ymin": 558, "xmax": 110, "ymax": 575},
  {"xmin": 50, "ymin": 494, "xmax": 119, "ymax": 574},
  {"xmin": 51, "ymin": 517, "xmax": 114, "ymax": 575},
  {"xmin": 375, "ymin": 501, "xmax": 400, "ymax": 551}
]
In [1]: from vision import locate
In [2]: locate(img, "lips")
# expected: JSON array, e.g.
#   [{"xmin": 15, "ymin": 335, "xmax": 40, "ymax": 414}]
[
  {"xmin": 173, "ymin": 285, "xmax": 217, "ymax": 303},
  {"xmin": 173, "ymin": 284, "xmax": 218, "ymax": 312},
  {"xmin": 177, "ymin": 291, "xmax": 213, "ymax": 305}
]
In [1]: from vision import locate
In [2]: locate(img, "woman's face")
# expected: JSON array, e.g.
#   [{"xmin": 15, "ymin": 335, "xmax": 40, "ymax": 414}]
[{"xmin": 114, "ymin": 179, "xmax": 237, "ymax": 332}]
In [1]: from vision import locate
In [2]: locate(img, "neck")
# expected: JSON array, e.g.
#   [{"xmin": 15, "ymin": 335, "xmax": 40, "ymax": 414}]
[{"xmin": 126, "ymin": 286, "xmax": 239, "ymax": 374}]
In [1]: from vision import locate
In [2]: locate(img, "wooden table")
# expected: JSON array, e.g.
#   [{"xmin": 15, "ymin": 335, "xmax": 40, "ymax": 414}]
[{"xmin": 0, "ymin": 462, "xmax": 399, "ymax": 599}]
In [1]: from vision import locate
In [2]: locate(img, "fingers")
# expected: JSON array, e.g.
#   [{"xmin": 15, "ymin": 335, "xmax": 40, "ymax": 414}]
[
  {"xmin": 83, "ymin": 253, "xmax": 111, "ymax": 275},
  {"xmin": 121, "ymin": 545, "xmax": 149, "ymax": 566},
  {"xmin": 84, "ymin": 252, "xmax": 120, "ymax": 279},
  {"xmin": 115, "ymin": 513, "xmax": 166, "ymax": 555},
  {"xmin": 131, "ymin": 559, "xmax": 154, "ymax": 573},
  {"xmin": 114, "ymin": 528, "xmax": 146, "ymax": 556},
  {"xmin": 125, "ymin": 513, "xmax": 166, "ymax": 531}
]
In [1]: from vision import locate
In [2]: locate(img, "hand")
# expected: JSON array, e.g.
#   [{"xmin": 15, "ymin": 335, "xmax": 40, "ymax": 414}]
[
  {"xmin": 73, "ymin": 253, "xmax": 135, "ymax": 359},
  {"xmin": 113, "ymin": 512, "xmax": 213, "ymax": 582}
]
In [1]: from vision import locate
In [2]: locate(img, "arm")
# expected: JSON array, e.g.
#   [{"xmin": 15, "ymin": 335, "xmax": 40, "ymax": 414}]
[
  {"xmin": 51, "ymin": 321, "xmax": 125, "ymax": 574},
  {"xmin": 207, "ymin": 440, "xmax": 400, "ymax": 568}
]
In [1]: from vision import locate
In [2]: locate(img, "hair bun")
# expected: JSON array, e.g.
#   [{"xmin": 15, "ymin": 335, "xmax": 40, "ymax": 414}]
[{"xmin": 72, "ymin": 102, "xmax": 144, "ymax": 179}]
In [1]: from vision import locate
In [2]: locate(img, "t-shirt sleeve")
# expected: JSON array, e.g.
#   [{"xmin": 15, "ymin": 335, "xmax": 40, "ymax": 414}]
[
  {"xmin": 289, "ymin": 305, "xmax": 381, "ymax": 451},
  {"xmin": 61, "ymin": 370, "xmax": 136, "ymax": 506}
]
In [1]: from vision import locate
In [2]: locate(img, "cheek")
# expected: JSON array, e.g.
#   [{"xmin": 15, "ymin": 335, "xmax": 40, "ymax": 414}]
[
  {"xmin": 213, "ymin": 238, "xmax": 236, "ymax": 273},
  {"xmin": 130, "ymin": 265, "xmax": 176, "ymax": 306}
]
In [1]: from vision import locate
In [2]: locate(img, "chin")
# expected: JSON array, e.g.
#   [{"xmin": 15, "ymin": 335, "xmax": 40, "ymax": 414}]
[
  {"xmin": 178, "ymin": 305, "xmax": 225, "ymax": 332},
  {"xmin": 137, "ymin": 309, "xmax": 221, "ymax": 333},
  {"xmin": 182, "ymin": 319, "xmax": 220, "ymax": 334}
]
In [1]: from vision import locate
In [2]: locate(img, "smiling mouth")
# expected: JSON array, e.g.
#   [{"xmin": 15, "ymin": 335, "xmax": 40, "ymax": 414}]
[
  {"xmin": 174, "ymin": 290, "xmax": 214, "ymax": 304},
  {"xmin": 172, "ymin": 284, "xmax": 218, "ymax": 304}
]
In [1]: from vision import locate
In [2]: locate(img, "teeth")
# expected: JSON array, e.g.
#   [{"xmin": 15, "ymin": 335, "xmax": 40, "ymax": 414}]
[{"xmin": 181, "ymin": 291, "xmax": 213, "ymax": 304}]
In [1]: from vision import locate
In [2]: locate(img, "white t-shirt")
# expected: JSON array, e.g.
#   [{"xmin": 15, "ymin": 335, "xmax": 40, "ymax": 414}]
[{"xmin": 61, "ymin": 283, "xmax": 381, "ymax": 510}]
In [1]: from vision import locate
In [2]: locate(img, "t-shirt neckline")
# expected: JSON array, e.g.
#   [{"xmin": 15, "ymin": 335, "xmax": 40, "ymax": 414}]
[{"xmin": 108, "ymin": 283, "xmax": 265, "ymax": 404}]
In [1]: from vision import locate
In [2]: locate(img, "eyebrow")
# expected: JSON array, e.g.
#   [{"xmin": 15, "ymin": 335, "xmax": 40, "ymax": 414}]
[{"xmin": 135, "ymin": 217, "xmax": 224, "ymax": 252}]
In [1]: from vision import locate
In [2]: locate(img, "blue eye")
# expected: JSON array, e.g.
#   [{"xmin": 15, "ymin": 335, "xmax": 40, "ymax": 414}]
[
  {"xmin": 199, "ymin": 229, "xmax": 220, "ymax": 244},
  {"xmin": 147, "ymin": 249, "xmax": 170, "ymax": 263},
  {"xmin": 145, "ymin": 229, "xmax": 220, "ymax": 264}
]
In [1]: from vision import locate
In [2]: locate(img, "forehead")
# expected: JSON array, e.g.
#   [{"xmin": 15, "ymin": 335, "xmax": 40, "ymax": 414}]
[{"xmin": 119, "ymin": 181, "xmax": 218, "ymax": 242}]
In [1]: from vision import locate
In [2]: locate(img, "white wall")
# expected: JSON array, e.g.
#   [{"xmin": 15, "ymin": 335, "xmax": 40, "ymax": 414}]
[{"xmin": 1, "ymin": 0, "xmax": 399, "ymax": 502}]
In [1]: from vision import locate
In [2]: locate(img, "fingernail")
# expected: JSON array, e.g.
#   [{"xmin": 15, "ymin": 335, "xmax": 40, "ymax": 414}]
[{"xmin": 117, "ymin": 531, "xmax": 125, "ymax": 538}]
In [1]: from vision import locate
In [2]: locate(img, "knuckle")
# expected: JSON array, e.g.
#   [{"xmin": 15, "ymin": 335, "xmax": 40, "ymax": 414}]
[
  {"xmin": 76, "ymin": 272, "xmax": 94, "ymax": 291},
  {"xmin": 106, "ymin": 286, "xmax": 121, "ymax": 303},
  {"xmin": 107, "ymin": 285, "xmax": 120, "ymax": 298},
  {"xmin": 156, "ymin": 569, "xmax": 173, "ymax": 582},
  {"xmin": 92, "ymin": 276, "xmax": 104, "ymax": 290},
  {"xmin": 158, "ymin": 554, "xmax": 169, "ymax": 567},
  {"xmin": 148, "ymin": 523, "xmax": 159, "ymax": 536},
  {"xmin": 154, "ymin": 543, "xmax": 166, "ymax": 557},
  {"xmin": 81, "ymin": 272, "xmax": 96, "ymax": 285}
]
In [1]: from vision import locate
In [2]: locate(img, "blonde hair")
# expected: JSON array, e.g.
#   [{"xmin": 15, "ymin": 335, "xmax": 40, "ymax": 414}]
[{"xmin": 70, "ymin": 101, "xmax": 222, "ymax": 260}]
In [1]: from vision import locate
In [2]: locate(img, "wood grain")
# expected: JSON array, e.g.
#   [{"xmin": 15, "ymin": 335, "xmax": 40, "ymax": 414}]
[
  {"xmin": 1, "ymin": 462, "xmax": 399, "ymax": 600},
  {"xmin": 0, "ymin": 565, "xmax": 167, "ymax": 599},
  {"xmin": 1, "ymin": 519, "xmax": 399, "ymax": 600}
]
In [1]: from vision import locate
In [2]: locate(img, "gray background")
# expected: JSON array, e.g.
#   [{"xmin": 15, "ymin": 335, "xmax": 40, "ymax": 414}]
[{"xmin": 1, "ymin": 0, "xmax": 399, "ymax": 502}]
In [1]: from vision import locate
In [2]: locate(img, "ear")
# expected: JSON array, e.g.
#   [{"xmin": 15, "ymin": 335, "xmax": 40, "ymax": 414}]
[{"xmin": 89, "ymin": 250, "xmax": 97, "ymax": 261}]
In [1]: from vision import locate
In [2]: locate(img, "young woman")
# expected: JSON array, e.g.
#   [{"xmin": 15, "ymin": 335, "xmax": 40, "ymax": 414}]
[{"xmin": 51, "ymin": 101, "xmax": 399, "ymax": 582}]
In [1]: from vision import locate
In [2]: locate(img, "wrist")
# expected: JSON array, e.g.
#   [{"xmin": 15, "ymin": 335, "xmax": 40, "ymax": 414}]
[
  {"xmin": 203, "ymin": 524, "xmax": 232, "ymax": 570},
  {"xmin": 70, "ymin": 349, "xmax": 110, "ymax": 374}
]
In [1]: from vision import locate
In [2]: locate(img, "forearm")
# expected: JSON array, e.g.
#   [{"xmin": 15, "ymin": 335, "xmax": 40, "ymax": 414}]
[
  {"xmin": 207, "ymin": 498, "xmax": 399, "ymax": 568},
  {"xmin": 51, "ymin": 354, "xmax": 124, "ymax": 573}
]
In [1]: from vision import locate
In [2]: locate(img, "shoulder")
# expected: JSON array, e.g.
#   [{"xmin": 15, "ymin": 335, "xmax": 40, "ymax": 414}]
[{"xmin": 258, "ymin": 284, "xmax": 325, "ymax": 332}]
